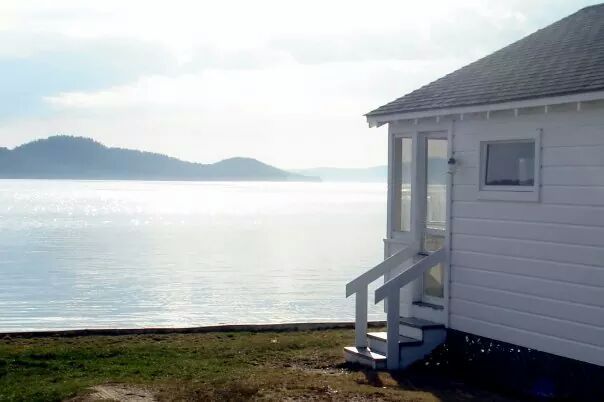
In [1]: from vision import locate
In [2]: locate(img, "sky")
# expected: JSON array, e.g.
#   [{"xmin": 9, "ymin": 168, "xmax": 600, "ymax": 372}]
[{"xmin": 0, "ymin": 0, "xmax": 600, "ymax": 168}]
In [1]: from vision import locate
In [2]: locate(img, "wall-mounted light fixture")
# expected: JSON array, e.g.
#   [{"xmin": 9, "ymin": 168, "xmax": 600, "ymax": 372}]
[{"xmin": 447, "ymin": 157, "xmax": 457, "ymax": 174}]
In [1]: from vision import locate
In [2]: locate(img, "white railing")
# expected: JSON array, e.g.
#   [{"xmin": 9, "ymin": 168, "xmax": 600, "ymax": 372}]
[
  {"xmin": 345, "ymin": 245, "xmax": 418, "ymax": 348},
  {"xmin": 346, "ymin": 242, "xmax": 446, "ymax": 369},
  {"xmin": 374, "ymin": 248, "xmax": 446, "ymax": 369}
]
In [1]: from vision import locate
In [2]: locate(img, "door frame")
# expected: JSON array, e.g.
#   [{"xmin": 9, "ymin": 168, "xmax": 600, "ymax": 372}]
[
  {"xmin": 386, "ymin": 123, "xmax": 453, "ymax": 324},
  {"xmin": 415, "ymin": 132, "xmax": 448, "ymax": 306}
]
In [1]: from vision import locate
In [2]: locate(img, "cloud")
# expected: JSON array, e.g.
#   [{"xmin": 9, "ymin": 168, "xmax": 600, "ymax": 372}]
[
  {"xmin": 31, "ymin": 58, "xmax": 466, "ymax": 168},
  {"xmin": 0, "ymin": 32, "xmax": 176, "ymax": 119},
  {"xmin": 268, "ymin": 6, "xmax": 533, "ymax": 65},
  {"xmin": 2, "ymin": 0, "xmax": 603, "ymax": 167}
]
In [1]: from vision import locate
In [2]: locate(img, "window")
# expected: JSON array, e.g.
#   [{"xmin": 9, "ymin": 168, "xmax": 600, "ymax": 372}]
[
  {"xmin": 485, "ymin": 141, "xmax": 535, "ymax": 186},
  {"xmin": 399, "ymin": 137, "xmax": 412, "ymax": 232},
  {"xmin": 392, "ymin": 137, "xmax": 412, "ymax": 232},
  {"xmin": 477, "ymin": 131, "xmax": 541, "ymax": 202}
]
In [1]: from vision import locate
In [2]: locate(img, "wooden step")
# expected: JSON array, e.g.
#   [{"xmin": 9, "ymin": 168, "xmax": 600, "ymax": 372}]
[
  {"xmin": 343, "ymin": 346, "xmax": 386, "ymax": 369},
  {"xmin": 366, "ymin": 331, "xmax": 422, "ymax": 346},
  {"xmin": 399, "ymin": 316, "xmax": 444, "ymax": 329},
  {"xmin": 366, "ymin": 331, "xmax": 422, "ymax": 355},
  {"xmin": 399, "ymin": 316, "xmax": 445, "ymax": 340},
  {"xmin": 412, "ymin": 301, "xmax": 444, "ymax": 310}
]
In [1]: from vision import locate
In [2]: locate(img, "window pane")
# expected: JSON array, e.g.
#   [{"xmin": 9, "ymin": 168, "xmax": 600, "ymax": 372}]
[
  {"xmin": 424, "ymin": 263, "xmax": 444, "ymax": 298},
  {"xmin": 426, "ymin": 138, "xmax": 447, "ymax": 231},
  {"xmin": 485, "ymin": 141, "xmax": 535, "ymax": 186},
  {"xmin": 423, "ymin": 232, "xmax": 444, "ymax": 252},
  {"xmin": 400, "ymin": 138, "xmax": 412, "ymax": 231},
  {"xmin": 423, "ymin": 231, "xmax": 445, "ymax": 299}
]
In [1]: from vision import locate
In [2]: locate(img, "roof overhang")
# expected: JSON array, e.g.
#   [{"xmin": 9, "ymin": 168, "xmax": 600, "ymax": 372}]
[{"xmin": 366, "ymin": 89, "xmax": 604, "ymax": 128}]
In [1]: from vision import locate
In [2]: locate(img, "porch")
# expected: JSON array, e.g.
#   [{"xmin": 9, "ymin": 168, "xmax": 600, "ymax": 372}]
[{"xmin": 344, "ymin": 130, "xmax": 452, "ymax": 370}]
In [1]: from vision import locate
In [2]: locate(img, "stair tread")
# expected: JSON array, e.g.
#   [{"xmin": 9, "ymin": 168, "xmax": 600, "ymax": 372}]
[
  {"xmin": 344, "ymin": 346, "xmax": 386, "ymax": 361},
  {"xmin": 399, "ymin": 316, "xmax": 445, "ymax": 329},
  {"xmin": 412, "ymin": 301, "xmax": 444, "ymax": 310},
  {"xmin": 366, "ymin": 332, "xmax": 423, "ymax": 345}
]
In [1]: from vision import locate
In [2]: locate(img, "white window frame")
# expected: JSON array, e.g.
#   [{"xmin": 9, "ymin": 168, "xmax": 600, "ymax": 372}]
[
  {"xmin": 476, "ymin": 129, "xmax": 541, "ymax": 202},
  {"xmin": 390, "ymin": 133, "xmax": 414, "ymax": 242}
]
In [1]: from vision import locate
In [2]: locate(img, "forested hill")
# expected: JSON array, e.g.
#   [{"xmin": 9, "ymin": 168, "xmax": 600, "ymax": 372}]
[{"xmin": 0, "ymin": 136, "xmax": 317, "ymax": 182}]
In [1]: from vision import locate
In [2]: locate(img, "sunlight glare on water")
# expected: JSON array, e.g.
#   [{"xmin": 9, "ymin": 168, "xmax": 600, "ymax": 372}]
[{"xmin": 0, "ymin": 180, "xmax": 386, "ymax": 331}]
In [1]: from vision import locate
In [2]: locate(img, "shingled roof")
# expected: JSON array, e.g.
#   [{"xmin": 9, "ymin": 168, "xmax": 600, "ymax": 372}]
[{"xmin": 367, "ymin": 4, "xmax": 604, "ymax": 117}]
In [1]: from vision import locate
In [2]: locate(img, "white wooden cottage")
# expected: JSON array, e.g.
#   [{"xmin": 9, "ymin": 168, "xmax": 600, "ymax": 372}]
[{"xmin": 345, "ymin": 4, "xmax": 604, "ymax": 370}]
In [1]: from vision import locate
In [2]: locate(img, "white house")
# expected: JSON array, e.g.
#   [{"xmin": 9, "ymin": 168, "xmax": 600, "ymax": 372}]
[{"xmin": 345, "ymin": 4, "xmax": 604, "ymax": 370}]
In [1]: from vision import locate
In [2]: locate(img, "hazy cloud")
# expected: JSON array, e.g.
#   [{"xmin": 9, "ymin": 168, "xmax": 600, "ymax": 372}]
[
  {"xmin": 1, "ymin": 0, "xmax": 602, "ymax": 167},
  {"xmin": 0, "ymin": 32, "xmax": 176, "ymax": 119}
]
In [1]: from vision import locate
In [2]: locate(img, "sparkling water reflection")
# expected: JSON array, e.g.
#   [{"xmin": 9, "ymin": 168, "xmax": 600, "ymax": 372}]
[{"xmin": 0, "ymin": 180, "xmax": 386, "ymax": 331}]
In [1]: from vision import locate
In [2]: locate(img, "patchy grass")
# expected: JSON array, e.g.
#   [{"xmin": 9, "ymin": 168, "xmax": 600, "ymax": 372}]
[{"xmin": 0, "ymin": 329, "xmax": 517, "ymax": 401}]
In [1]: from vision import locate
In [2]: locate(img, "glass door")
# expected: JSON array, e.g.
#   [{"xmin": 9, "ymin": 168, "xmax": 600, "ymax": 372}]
[{"xmin": 420, "ymin": 135, "xmax": 448, "ymax": 303}]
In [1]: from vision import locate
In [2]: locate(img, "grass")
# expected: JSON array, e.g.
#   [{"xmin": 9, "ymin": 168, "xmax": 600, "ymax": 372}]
[{"xmin": 0, "ymin": 329, "xmax": 517, "ymax": 401}]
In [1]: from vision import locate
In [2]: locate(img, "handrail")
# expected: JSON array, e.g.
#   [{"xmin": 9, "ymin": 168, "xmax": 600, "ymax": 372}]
[
  {"xmin": 345, "ymin": 244, "xmax": 418, "ymax": 349},
  {"xmin": 374, "ymin": 247, "xmax": 446, "ymax": 370},
  {"xmin": 345, "ymin": 245, "xmax": 418, "ymax": 297},
  {"xmin": 374, "ymin": 248, "xmax": 446, "ymax": 303}
]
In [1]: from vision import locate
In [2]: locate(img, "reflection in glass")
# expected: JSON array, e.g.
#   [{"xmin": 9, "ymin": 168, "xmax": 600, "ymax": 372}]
[
  {"xmin": 485, "ymin": 141, "xmax": 535, "ymax": 186},
  {"xmin": 423, "ymin": 137, "xmax": 447, "ymax": 299},
  {"xmin": 423, "ymin": 232, "xmax": 445, "ymax": 298},
  {"xmin": 426, "ymin": 139, "xmax": 447, "ymax": 231},
  {"xmin": 400, "ymin": 137, "xmax": 412, "ymax": 232}
]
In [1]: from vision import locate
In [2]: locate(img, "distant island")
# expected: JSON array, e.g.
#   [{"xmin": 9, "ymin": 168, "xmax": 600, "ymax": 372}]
[
  {"xmin": 294, "ymin": 160, "xmax": 447, "ymax": 184},
  {"xmin": 292, "ymin": 166, "xmax": 387, "ymax": 182},
  {"xmin": 0, "ymin": 136, "xmax": 318, "ymax": 182}
]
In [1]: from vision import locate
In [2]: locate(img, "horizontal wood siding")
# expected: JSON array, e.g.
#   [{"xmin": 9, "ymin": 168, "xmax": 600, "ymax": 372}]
[
  {"xmin": 452, "ymin": 251, "xmax": 604, "ymax": 286},
  {"xmin": 452, "ymin": 267, "xmax": 604, "ymax": 307},
  {"xmin": 454, "ymin": 166, "xmax": 604, "ymax": 186},
  {"xmin": 453, "ymin": 185, "xmax": 604, "ymax": 206},
  {"xmin": 451, "ymin": 299, "xmax": 604, "ymax": 347},
  {"xmin": 452, "ymin": 234, "xmax": 604, "ymax": 267},
  {"xmin": 453, "ymin": 218, "xmax": 604, "ymax": 247},
  {"xmin": 542, "ymin": 145, "xmax": 604, "ymax": 166},
  {"xmin": 453, "ymin": 202, "xmax": 604, "ymax": 227},
  {"xmin": 451, "ymin": 315, "xmax": 604, "ymax": 366},
  {"xmin": 451, "ymin": 283, "xmax": 604, "ymax": 327},
  {"xmin": 448, "ymin": 108, "xmax": 604, "ymax": 366}
]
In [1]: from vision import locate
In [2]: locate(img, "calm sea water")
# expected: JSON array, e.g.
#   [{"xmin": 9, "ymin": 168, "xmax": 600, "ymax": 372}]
[{"xmin": 0, "ymin": 180, "xmax": 387, "ymax": 331}]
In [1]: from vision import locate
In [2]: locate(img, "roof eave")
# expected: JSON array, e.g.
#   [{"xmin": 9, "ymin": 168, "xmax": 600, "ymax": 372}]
[{"xmin": 365, "ymin": 89, "xmax": 604, "ymax": 128}]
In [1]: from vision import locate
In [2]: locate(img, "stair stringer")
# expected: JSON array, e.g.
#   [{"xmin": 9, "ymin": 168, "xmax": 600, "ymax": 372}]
[{"xmin": 399, "ymin": 327, "xmax": 446, "ymax": 369}]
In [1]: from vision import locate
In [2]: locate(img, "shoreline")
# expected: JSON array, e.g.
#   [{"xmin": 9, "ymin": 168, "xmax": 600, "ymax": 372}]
[{"xmin": 0, "ymin": 320, "xmax": 385, "ymax": 338}]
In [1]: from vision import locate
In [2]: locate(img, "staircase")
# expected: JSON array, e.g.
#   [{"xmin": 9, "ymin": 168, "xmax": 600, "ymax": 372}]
[
  {"xmin": 344, "ymin": 317, "xmax": 446, "ymax": 369},
  {"xmin": 344, "ymin": 246, "xmax": 447, "ymax": 370}
]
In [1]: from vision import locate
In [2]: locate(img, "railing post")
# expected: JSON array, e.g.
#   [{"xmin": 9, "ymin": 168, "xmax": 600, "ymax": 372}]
[
  {"xmin": 386, "ymin": 288, "xmax": 400, "ymax": 370},
  {"xmin": 355, "ymin": 286, "xmax": 368, "ymax": 348}
]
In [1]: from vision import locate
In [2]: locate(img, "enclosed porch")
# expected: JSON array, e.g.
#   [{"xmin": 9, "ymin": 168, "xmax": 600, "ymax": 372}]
[{"xmin": 344, "ymin": 129, "xmax": 452, "ymax": 370}]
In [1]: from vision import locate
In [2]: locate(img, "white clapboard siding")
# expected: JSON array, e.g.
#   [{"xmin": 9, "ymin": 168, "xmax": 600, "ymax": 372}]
[
  {"xmin": 447, "ymin": 107, "xmax": 604, "ymax": 366},
  {"xmin": 542, "ymin": 145, "xmax": 604, "ymax": 166},
  {"xmin": 452, "ymin": 250, "xmax": 604, "ymax": 286},
  {"xmin": 453, "ymin": 151, "xmax": 478, "ymax": 168},
  {"xmin": 450, "ymin": 315, "xmax": 604, "ymax": 367},
  {"xmin": 452, "ymin": 234, "xmax": 604, "ymax": 267},
  {"xmin": 541, "ymin": 167, "xmax": 604, "ymax": 186},
  {"xmin": 450, "ymin": 299, "xmax": 604, "ymax": 347},
  {"xmin": 451, "ymin": 283, "xmax": 604, "ymax": 327},
  {"xmin": 453, "ymin": 202, "xmax": 604, "ymax": 227},
  {"xmin": 453, "ymin": 110, "xmax": 604, "ymax": 151},
  {"xmin": 454, "ymin": 166, "xmax": 604, "ymax": 186},
  {"xmin": 451, "ymin": 266, "xmax": 604, "ymax": 307},
  {"xmin": 453, "ymin": 185, "xmax": 604, "ymax": 206},
  {"xmin": 541, "ymin": 186, "xmax": 604, "ymax": 205},
  {"xmin": 455, "ymin": 124, "xmax": 604, "ymax": 151},
  {"xmin": 453, "ymin": 218, "xmax": 604, "ymax": 247}
]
